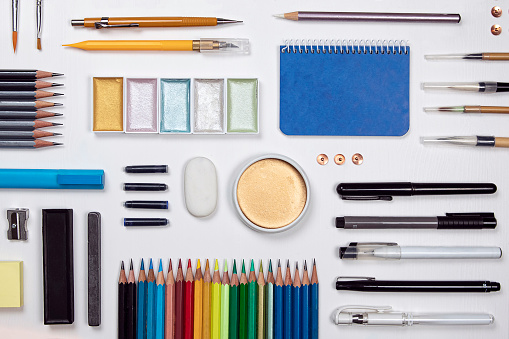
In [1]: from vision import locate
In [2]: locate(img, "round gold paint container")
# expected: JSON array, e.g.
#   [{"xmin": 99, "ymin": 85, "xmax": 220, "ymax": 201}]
[{"xmin": 233, "ymin": 154, "xmax": 310, "ymax": 233}]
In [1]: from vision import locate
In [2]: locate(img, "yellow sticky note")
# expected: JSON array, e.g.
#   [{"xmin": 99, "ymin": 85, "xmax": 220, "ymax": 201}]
[{"xmin": 0, "ymin": 261, "xmax": 23, "ymax": 307}]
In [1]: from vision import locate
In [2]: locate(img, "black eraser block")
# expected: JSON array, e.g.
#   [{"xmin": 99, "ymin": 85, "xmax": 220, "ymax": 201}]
[
  {"xmin": 88, "ymin": 212, "xmax": 101, "ymax": 326},
  {"xmin": 42, "ymin": 209, "xmax": 74, "ymax": 325}
]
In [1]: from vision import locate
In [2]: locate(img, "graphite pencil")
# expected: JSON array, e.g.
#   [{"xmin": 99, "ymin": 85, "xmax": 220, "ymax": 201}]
[
  {"xmin": 0, "ymin": 110, "xmax": 62, "ymax": 119},
  {"xmin": 127, "ymin": 259, "xmax": 137, "ymax": 339},
  {"xmin": 184, "ymin": 259, "xmax": 194, "ymax": 339},
  {"xmin": 175, "ymin": 260, "xmax": 185, "ymax": 339},
  {"xmin": 165, "ymin": 259, "xmax": 175, "ymax": 339},
  {"xmin": 0, "ymin": 70, "xmax": 63, "ymax": 80},
  {"xmin": 119, "ymin": 261, "xmax": 127, "ymax": 339},
  {"xmin": 0, "ymin": 91, "xmax": 63, "ymax": 99},
  {"xmin": 0, "ymin": 100, "xmax": 62, "ymax": 110},
  {"xmin": 0, "ymin": 130, "xmax": 60, "ymax": 139},
  {"xmin": 0, "ymin": 139, "xmax": 62, "ymax": 148},
  {"xmin": 0, "ymin": 120, "xmax": 61, "ymax": 131},
  {"xmin": 0, "ymin": 81, "xmax": 63, "ymax": 90}
]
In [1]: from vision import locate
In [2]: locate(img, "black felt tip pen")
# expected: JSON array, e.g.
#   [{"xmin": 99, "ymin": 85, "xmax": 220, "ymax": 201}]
[
  {"xmin": 123, "ymin": 218, "xmax": 169, "ymax": 227},
  {"xmin": 123, "ymin": 183, "xmax": 168, "ymax": 191},
  {"xmin": 335, "ymin": 277, "xmax": 501, "ymax": 293},
  {"xmin": 124, "ymin": 201, "xmax": 168, "ymax": 209},
  {"xmin": 336, "ymin": 213, "xmax": 497, "ymax": 229},
  {"xmin": 336, "ymin": 182, "xmax": 497, "ymax": 201},
  {"xmin": 124, "ymin": 165, "xmax": 168, "ymax": 173},
  {"xmin": 421, "ymin": 82, "xmax": 509, "ymax": 93}
]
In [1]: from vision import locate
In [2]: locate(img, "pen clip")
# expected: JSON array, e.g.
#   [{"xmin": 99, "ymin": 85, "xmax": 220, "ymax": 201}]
[
  {"xmin": 336, "ymin": 276, "xmax": 375, "ymax": 282},
  {"xmin": 341, "ymin": 195, "xmax": 393, "ymax": 201},
  {"xmin": 94, "ymin": 22, "xmax": 140, "ymax": 29},
  {"xmin": 349, "ymin": 242, "xmax": 398, "ymax": 247}
]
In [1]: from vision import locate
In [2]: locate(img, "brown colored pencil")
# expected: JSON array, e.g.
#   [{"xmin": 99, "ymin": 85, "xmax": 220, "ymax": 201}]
[
  {"xmin": 202, "ymin": 259, "xmax": 212, "ymax": 339},
  {"xmin": 0, "ymin": 120, "xmax": 62, "ymax": 131},
  {"xmin": 0, "ymin": 100, "xmax": 63, "ymax": 110},
  {"xmin": 119, "ymin": 261, "xmax": 127, "ymax": 339},
  {"xmin": 166, "ymin": 259, "xmax": 175, "ymax": 339},
  {"xmin": 184, "ymin": 260, "xmax": 194, "ymax": 339},
  {"xmin": 0, "ymin": 81, "xmax": 63, "ymax": 90},
  {"xmin": 126, "ymin": 259, "xmax": 137, "ymax": 339},
  {"xmin": 0, "ymin": 70, "xmax": 63, "ymax": 80},
  {"xmin": 0, "ymin": 90, "xmax": 63, "ymax": 99},
  {"xmin": 175, "ymin": 259, "xmax": 185, "ymax": 339}
]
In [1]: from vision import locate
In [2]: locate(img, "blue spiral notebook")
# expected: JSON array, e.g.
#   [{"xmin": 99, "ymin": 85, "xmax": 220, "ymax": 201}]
[{"xmin": 279, "ymin": 41, "xmax": 410, "ymax": 136}]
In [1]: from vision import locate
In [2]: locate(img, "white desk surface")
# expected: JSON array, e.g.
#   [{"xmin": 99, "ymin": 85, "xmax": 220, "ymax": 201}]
[{"xmin": 1, "ymin": 0, "xmax": 508, "ymax": 338}]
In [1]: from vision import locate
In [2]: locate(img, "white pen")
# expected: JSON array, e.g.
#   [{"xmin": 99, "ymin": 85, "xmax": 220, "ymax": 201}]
[
  {"xmin": 332, "ymin": 305, "xmax": 495, "ymax": 326},
  {"xmin": 339, "ymin": 242, "xmax": 502, "ymax": 260}
]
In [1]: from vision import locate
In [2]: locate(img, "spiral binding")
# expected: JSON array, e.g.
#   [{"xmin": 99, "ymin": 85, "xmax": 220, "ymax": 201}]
[{"xmin": 280, "ymin": 39, "xmax": 408, "ymax": 55}]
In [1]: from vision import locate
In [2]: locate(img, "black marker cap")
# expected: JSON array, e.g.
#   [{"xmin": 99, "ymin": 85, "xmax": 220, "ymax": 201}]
[{"xmin": 335, "ymin": 217, "xmax": 345, "ymax": 228}]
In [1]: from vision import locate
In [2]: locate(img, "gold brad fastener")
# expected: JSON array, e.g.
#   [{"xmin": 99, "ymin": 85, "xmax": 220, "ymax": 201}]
[
  {"xmin": 317, "ymin": 154, "xmax": 329, "ymax": 165},
  {"xmin": 334, "ymin": 154, "xmax": 345, "ymax": 165},
  {"xmin": 491, "ymin": 24, "xmax": 502, "ymax": 35},
  {"xmin": 352, "ymin": 153, "xmax": 364, "ymax": 165},
  {"xmin": 491, "ymin": 6, "xmax": 502, "ymax": 18}
]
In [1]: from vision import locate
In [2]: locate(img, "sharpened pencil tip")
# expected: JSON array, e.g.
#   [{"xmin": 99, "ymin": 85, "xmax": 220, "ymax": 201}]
[
  {"xmin": 304, "ymin": 260, "xmax": 307, "ymax": 271},
  {"xmin": 54, "ymin": 103, "xmax": 63, "ymax": 106},
  {"xmin": 121, "ymin": 261, "xmax": 125, "ymax": 270},
  {"xmin": 269, "ymin": 260, "xmax": 273, "ymax": 272},
  {"xmin": 287, "ymin": 260, "xmax": 290, "ymax": 268},
  {"xmin": 178, "ymin": 259, "xmax": 182, "ymax": 268},
  {"xmin": 54, "ymin": 113, "xmax": 63, "ymax": 116},
  {"xmin": 278, "ymin": 259, "xmax": 281, "ymax": 268},
  {"xmin": 159, "ymin": 259, "xmax": 163, "ymax": 271},
  {"xmin": 205, "ymin": 259, "xmax": 209, "ymax": 270},
  {"xmin": 169, "ymin": 259, "xmax": 172, "ymax": 271},
  {"xmin": 53, "ymin": 93, "xmax": 64, "ymax": 96},
  {"xmin": 233, "ymin": 260, "xmax": 237, "ymax": 274},
  {"xmin": 52, "ymin": 73, "xmax": 64, "ymax": 77},
  {"xmin": 51, "ymin": 83, "xmax": 64, "ymax": 87},
  {"xmin": 250, "ymin": 259, "xmax": 255, "ymax": 271},
  {"xmin": 188, "ymin": 259, "xmax": 192, "ymax": 268},
  {"xmin": 140, "ymin": 258, "xmax": 145, "ymax": 270},
  {"xmin": 259, "ymin": 260, "xmax": 263, "ymax": 272},
  {"xmin": 214, "ymin": 259, "xmax": 219, "ymax": 271},
  {"xmin": 52, "ymin": 123, "xmax": 63, "ymax": 126},
  {"xmin": 197, "ymin": 259, "xmax": 201, "ymax": 269},
  {"xmin": 273, "ymin": 14, "xmax": 285, "ymax": 18},
  {"xmin": 130, "ymin": 259, "xmax": 133, "ymax": 270},
  {"xmin": 149, "ymin": 258, "xmax": 153, "ymax": 269},
  {"xmin": 52, "ymin": 143, "xmax": 63, "ymax": 146},
  {"xmin": 295, "ymin": 261, "xmax": 299, "ymax": 270},
  {"xmin": 224, "ymin": 259, "xmax": 228, "ymax": 272},
  {"xmin": 241, "ymin": 260, "xmax": 246, "ymax": 273}
]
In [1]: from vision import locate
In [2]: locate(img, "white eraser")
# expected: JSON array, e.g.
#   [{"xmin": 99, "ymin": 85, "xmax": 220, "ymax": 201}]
[{"xmin": 184, "ymin": 157, "xmax": 218, "ymax": 217}]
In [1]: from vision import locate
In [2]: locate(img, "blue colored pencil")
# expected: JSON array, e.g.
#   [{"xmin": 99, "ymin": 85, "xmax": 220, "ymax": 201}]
[
  {"xmin": 300, "ymin": 262, "xmax": 310, "ymax": 339},
  {"xmin": 310, "ymin": 260, "xmax": 318, "ymax": 339},
  {"xmin": 156, "ymin": 259, "xmax": 166, "ymax": 339},
  {"xmin": 292, "ymin": 263, "xmax": 301, "ymax": 339},
  {"xmin": 274, "ymin": 261, "xmax": 283, "ymax": 339},
  {"xmin": 137, "ymin": 259, "xmax": 147, "ymax": 339},
  {"xmin": 147, "ymin": 259, "xmax": 156, "ymax": 339},
  {"xmin": 283, "ymin": 261, "xmax": 292, "ymax": 339}
]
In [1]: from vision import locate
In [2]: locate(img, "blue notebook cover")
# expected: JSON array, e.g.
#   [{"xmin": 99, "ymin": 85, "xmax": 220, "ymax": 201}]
[{"xmin": 279, "ymin": 42, "xmax": 410, "ymax": 136}]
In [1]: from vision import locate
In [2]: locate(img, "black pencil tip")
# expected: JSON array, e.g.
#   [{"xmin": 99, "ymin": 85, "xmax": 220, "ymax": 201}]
[
  {"xmin": 295, "ymin": 262, "xmax": 299, "ymax": 269},
  {"xmin": 313, "ymin": 258, "xmax": 316, "ymax": 266},
  {"xmin": 53, "ymin": 93, "xmax": 64, "ymax": 96},
  {"xmin": 130, "ymin": 259, "xmax": 133, "ymax": 270},
  {"xmin": 304, "ymin": 260, "xmax": 307, "ymax": 270},
  {"xmin": 52, "ymin": 123, "xmax": 63, "ymax": 126},
  {"xmin": 52, "ymin": 142, "xmax": 63, "ymax": 146},
  {"xmin": 51, "ymin": 83, "xmax": 64, "ymax": 87},
  {"xmin": 121, "ymin": 261, "xmax": 125, "ymax": 270},
  {"xmin": 286, "ymin": 260, "xmax": 290, "ymax": 268},
  {"xmin": 53, "ymin": 132, "xmax": 62, "ymax": 136},
  {"xmin": 53, "ymin": 103, "xmax": 63, "ymax": 106},
  {"xmin": 278, "ymin": 259, "xmax": 281, "ymax": 268},
  {"xmin": 54, "ymin": 113, "xmax": 63, "ymax": 116},
  {"xmin": 52, "ymin": 73, "xmax": 64, "ymax": 77}
]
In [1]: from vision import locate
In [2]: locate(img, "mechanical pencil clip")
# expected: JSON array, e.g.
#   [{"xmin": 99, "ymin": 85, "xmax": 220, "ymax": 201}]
[
  {"xmin": 421, "ymin": 82, "xmax": 509, "ymax": 93},
  {"xmin": 425, "ymin": 53, "xmax": 509, "ymax": 61},
  {"xmin": 336, "ymin": 213, "xmax": 497, "ymax": 229},
  {"xmin": 332, "ymin": 305, "xmax": 495, "ymax": 326},
  {"xmin": 338, "ymin": 242, "xmax": 502, "ymax": 260},
  {"xmin": 335, "ymin": 276, "xmax": 501, "ymax": 293},
  {"xmin": 421, "ymin": 136, "xmax": 509, "ymax": 148},
  {"xmin": 336, "ymin": 182, "xmax": 497, "ymax": 201},
  {"xmin": 424, "ymin": 105, "xmax": 509, "ymax": 114}
]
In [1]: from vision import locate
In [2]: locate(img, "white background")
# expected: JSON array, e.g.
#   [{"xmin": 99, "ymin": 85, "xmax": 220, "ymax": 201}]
[{"xmin": 1, "ymin": 0, "xmax": 508, "ymax": 338}]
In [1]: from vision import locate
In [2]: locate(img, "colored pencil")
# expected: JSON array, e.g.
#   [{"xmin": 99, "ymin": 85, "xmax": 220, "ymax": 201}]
[
  {"xmin": 292, "ymin": 263, "xmax": 301, "ymax": 339},
  {"xmin": 283, "ymin": 261, "xmax": 292, "ymax": 339},
  {"xmin": 0, "ymin": 120, "xmax": 61, "ymax": 130},
  {"xmin": 0, "ymin": 100, "xmax": 62, "ymax": 110},
  {"xmin": 266, "ymin": 261, "xmax": 274, "ymax": 339},
  {"xmin": 165, "ymin": 259, "xmax": 175, "ymax": 339},
  {"xmin": 175, "ymin": 260, "xmax": 185, "ymax": 339},
  {"xmin": 147, "ymin": 259, "xmax": 157, "ymax": 339},
  {"xmin": 221, "ymin": 260, "xmax": 230, "ymax": 339},
  {"xmin": 119, "ymin": 261, "xmax": 127, "ymax": 339},
  {"xmin": 0, "ymin": 110, "xmax": 62, "ymax": 119},
  {"xmin": 0, "ymin": 70, "xmax": 63, "ymax": 79},
  {"xmin": 239, "ymin": 261, "xmax": 248, "ymax": 339},
  {"xmin": 0, "ymin": 140, "xmax": 61, "ymax": 148},
  {"xmin": 137, "ymin": 259, "xmax": 147, "ymax": 339},
  {"xmin": 0, "ymin": 81, "xmax": 63, "ymax": 90},
  {"xmin": 194, "ymin": 260, "xmax": 203, "ymax": 339},
  {"xmin": 203, "ymin": 259, "xmax": 212, "ymax": 339},
  {"xmin": 247, "ymin": 260, "xmax": 257, "ymax": 339},
  {"xmin": 184, "ymin": 260, "xmax": 194, "ymax": 339},
  {"xmin": 0, "ymin": 130, "xmax": 60, "ymax": 139},
  {"xmin": 211, "ymin": 259, "xmax": 221, "ymax": 339},
  {"xmin": 273, "ymin": 261, "xmax": 283, "ymax": 339},
  {"xmin": 229, "ymin": 260, "xmax": 239, "ymax": 339},
  {"xmin": 156, "ymin": 260, "xmax": 166, "ymax": 339},
  {"xmin": 0, "ymin": 90, "xmax": 63, "ymax": 99},
  {"xmin": 310, "ymin": 260, "xmax": 318, "ymax": 339},
  {"xmin": 127, "ymin": 260, "xmax": 137, "ymax": 339},
  {"xmin": 301, "ymin": 262, "xmax": 310, "ymax": 339},
  {"xmin": 257, "ymin": 261, "xmax": 265, "ymax": 339}
]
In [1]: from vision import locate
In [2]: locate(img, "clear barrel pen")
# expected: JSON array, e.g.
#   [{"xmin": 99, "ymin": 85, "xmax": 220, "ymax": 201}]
[
  {"xmin": 332, "ymin": 306, "xmax": 494, "ymax": 326},
  {"xmin": 421, "ymin": 82, "xmax": 509, "ymax": 93},
  {"xmin": 425, "ymin": 53, "xmax": 509, "ymax": 61},
  {"xmin": 421, "ymin": 136, "xmax": 509, "ymax": 148},
  {"xmin": 424, "ymin": 105, "xmax": 509, "ymax": 114}
]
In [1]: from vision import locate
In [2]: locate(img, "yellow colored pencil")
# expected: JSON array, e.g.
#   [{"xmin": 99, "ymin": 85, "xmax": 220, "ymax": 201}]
[
  {"xmin": 211, "ymin": 259, "xmax": 221, "ymax": 339},
  {"xmin": 203, "ymin": 260, "xmax": 212, "ymax": 339},
  {"xmin": 195, "ymin": 260, "xmax": 203, "ymax": 339}
]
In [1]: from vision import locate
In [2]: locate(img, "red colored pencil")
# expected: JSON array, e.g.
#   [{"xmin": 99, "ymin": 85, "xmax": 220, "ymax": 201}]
[
  {"xmin": 184, "ymin": 259, "xmax": 195, "ymax": 339},
  {"xmin": 175, "ymin": 259, "xmax": 185, "ymax": 339}
]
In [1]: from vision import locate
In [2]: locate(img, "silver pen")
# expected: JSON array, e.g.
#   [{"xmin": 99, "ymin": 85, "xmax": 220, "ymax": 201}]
[
  {"xmin": 332, "ymin": 305, "xmax": 494, "ymax": 326},
  {"xmin": 36, "ymin": 0, "xmax": 42, "ymax": 50},
  {"xmin": 12, "ymin": 0, "xmax": 19, "ymax": 52}
]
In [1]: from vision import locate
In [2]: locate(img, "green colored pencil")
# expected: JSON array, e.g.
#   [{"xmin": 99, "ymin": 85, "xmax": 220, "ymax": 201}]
[
  {"xmin": 239, "ymin": 261, "xmax": 248, "ymax": 339},
  {"xmin": 229, "ymin": 260, "xmax": 240, "ymax": 339},
  {"xmin": 221, "ymin": 260, "xmax": 230, "ymax": 339},
  {"xmin": 248, "ymin": 260, "xmax": 258, "ymax": 339}
]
